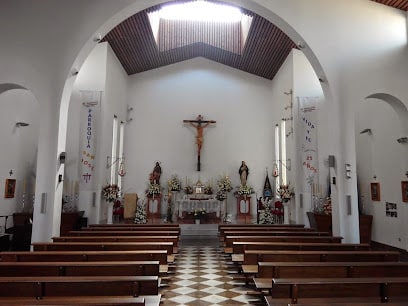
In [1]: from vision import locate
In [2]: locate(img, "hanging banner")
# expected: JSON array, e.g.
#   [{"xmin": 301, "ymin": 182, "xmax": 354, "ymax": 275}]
[
  {"xmin": 297, "ymin": 97, "xmax": 319, "ymax": 192},
  {"xmin": 79, "ymin": 91, "xmax": 101, "ymax": 190}
]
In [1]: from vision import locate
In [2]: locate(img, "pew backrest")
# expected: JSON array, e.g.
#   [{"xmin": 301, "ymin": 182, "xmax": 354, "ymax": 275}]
[
  {"xmin": 0, "ymin": 275, "xmax": 159, "ymax": 298},
  {"xmin": 0, "ymin": 261, "xmax": 160, "ymax": 277},
  {"xmin": 32, "ymin": 242, "xmax": 174, "ymax": 254},
  {"xmin": 243, "ymin": 250, "xmax": 400, "ymax": 264},
  {"xmin": 1, "ymin": 250, "xmax": 168, "ymax": 264}
]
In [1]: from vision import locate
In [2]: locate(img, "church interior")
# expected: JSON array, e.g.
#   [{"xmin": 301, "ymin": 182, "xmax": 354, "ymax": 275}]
[{"xmin": 0, "ymin": 0, "xmax": 408, "ymax": 305}]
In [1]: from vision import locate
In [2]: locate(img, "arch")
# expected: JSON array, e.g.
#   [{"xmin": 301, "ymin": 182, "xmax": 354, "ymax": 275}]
[
  {"xmin": 366, "ymin": 93, "xmax": 408, "ymax": 136},
  {"xmin": 55, "ymin": 0, "xmax": 333, "ymax": 226},
  {"xmin": 0, "ymin": 83, "xmax": 28, "ymax": 95}
]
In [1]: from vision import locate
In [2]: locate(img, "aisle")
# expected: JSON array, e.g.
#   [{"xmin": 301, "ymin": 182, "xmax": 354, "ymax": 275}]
[{"xmin": 161, "ymin": 237, "xmax": 258, "ymax": 305}]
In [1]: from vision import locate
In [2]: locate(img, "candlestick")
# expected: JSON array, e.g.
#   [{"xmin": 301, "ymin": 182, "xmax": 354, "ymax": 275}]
[{"xmin": 22, "ymin": 178, "xmax": 26, "ymax": 193}]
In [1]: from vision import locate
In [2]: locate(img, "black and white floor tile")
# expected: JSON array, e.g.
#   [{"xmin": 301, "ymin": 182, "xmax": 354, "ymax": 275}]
[{"xmin": 161, "ymin": 238, "xmax": 259, "ymax": 305}]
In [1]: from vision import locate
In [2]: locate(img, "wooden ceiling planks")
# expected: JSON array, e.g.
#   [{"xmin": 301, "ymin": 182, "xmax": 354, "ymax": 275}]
[
  {"xmin": 102, "ymin": 0, "xmax": 406, "ymax": 80},
  {"xmin": 102, "ymin": 3, "xmax": 296, "ymax": 80},
  {"xmin": 371, "ymin": 0, "xmax": 408, "ymax": 11}
]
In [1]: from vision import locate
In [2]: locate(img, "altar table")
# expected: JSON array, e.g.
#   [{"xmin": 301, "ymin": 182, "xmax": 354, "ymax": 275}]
[{"xmin": 176, "ymin": 199, "xmax": 224, "ymax": 218}]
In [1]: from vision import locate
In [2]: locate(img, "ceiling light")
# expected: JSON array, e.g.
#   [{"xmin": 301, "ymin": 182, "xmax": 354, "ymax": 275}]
[{"xmin": 160, "ymin": 1, "xmax": 242, "ymax": 23}]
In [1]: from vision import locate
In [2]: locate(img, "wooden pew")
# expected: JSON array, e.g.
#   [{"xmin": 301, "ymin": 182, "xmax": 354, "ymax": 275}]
[
  {"xmin": 232, "ymin": 242, "xmax": 370, "ymax": 254},
  {"xmin": 257, "ymin": 261, "xmax": 408, "ymax": 278},
  {"xmin": 219, "ymin": 224, "xmax": 305, "ymax": 237},
  {"xmin": 223, "ymin": 230, "xmax": 329, "ymax": 237},
  {"xmin": 89, "ymin": 224, "xmax": 179, "ymax": 227},
  {"xmin": 219, "ymin": 227, "xmax": 317, "ymax": 239},
  {"xmin": 224, "ymin": 235, "xmax": 343, "ymax": 248},
  {"xmin": 288, "ymin": 303, "xmax": 408, "ymax": 306},
  {"xmin": 68, "ymin": 230, "xmax": 180, "ymax": 237},
  {"xmin": 32, "ymin": 241, "xmax": 175, "ymax": 254},
  {"xmin": 0, "ymin": 275, "xmax": 160, "ymax": 298},
  {"xmin": 219, "ymin": 224, "xmax": 305, "ymax": 229},
  {"xmin": 1, "ymin": 250, "xmax": 169, "ymax": 265},
  {"xmin": 262, "ymin": 277, "xmax": 408, "ymax": 304},
  {"xmin": 240, "ymin": 250, "xmax": 401, "ymax": 265},
  {"xmin": 80, "ymin": 227, "xmax": 180, "ymax": 233},
  {"xmin": 0, "ymin": 296, "xmax": 158, "ymax": 306},
  {"xmin": 53, "ymin": 235, "xmax": 179, "ymax": 246},
  {"xmin": 0, "ymin": 261, "xmax": 160, "ymax": 277}
]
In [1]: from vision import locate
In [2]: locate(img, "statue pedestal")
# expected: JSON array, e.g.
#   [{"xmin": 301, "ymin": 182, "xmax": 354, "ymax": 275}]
[
  {"xmin": 147, "ymin": 196, "xmax": 161, "ymax": 219},
  {"xmin": 107, "ymin": 202, "xmax": 114, "ymax": 224},
  {"xmin": 236, "ymin": 196, "xmax": 251, "ymax": 220}
]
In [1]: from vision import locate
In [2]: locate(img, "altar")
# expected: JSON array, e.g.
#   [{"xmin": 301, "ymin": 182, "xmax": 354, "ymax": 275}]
[{"xmin": 176, "ymin": 199, "xmax": 224, "ymax": 218}]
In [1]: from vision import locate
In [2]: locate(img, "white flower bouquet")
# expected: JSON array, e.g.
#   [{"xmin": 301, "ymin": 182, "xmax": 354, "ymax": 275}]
[
  {"xmin": 190, "ymin": 208, "xmax": 206, "ymax": 219},
  {"xmin": 146, "ymin": 182, "xmax": 161, "ymax": 197},
  {"xmin": 102, "ymin": 184, "xmax": 120, "ymax": 203},
  {"xmin": 217, "ymin": 175, "xmax": 232, "ymax": 192},
  {"xmin": 168, "ymin": 175, "xmax": 182, "ymax": 192},
  {"xmin": 237, "ymin": 184, "xmax": 254, "ymax": 196},
  {"xmin": 277, "ymin": 184, "xmax": 294, "ymax": 201}
]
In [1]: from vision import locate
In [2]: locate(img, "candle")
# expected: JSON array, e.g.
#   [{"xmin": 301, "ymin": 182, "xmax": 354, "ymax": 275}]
[{"xmin": 22, "ymin": 178, "xmax": 26, "ymax": 193}]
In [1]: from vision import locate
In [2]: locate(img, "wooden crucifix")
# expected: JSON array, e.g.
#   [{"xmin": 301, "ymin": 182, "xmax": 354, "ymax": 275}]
[{"xmin": 183, "ymin": 114, "xmax": 216, "ymax": 171}]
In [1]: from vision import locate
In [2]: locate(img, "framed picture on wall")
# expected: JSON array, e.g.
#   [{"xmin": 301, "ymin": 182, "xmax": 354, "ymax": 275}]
[
  {"xmin": 370, "ymin": 182, "xmax": 380, "ymax": 201},
  {"xmin": 402, "ymin": 181, "xmax": 408, "ymax": 203},
  {"xmin": 4, "ymin": 178, "xmax": 16, "ymax": 198}
]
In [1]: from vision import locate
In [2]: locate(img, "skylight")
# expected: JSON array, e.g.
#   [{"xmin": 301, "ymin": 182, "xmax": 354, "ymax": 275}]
[{"xmin": 159, "ymin": 1, "xmax": 242, "ymax": 23}]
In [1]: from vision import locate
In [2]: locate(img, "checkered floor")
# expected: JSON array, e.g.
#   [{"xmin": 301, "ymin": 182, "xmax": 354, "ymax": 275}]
[{"xmin": 161, "ymin": 237, "xmax": 260, "ymax": 305}]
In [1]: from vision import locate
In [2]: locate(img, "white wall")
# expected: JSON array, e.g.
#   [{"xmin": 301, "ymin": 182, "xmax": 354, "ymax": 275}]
[
  {"xmin": 0, "ymin": 0, "xmax": 407, "ymax": 243},
  {"xmin": 292, "ymin": 49, "xmax": 325, "ymax": 226},
  {"xmin": 0, "ymin": 89, "xmax": 39, "ymax": 229},
  {"xmin": 125, "ymin": 57, "xmax": 275, "ymax": 218},
  {"xmin": 66, "ymin": 42, "xmax": 128, "ymax": 224},
  {"xmin": 356, "ymin": 98, "xmax": 408, "ymax": 249}
]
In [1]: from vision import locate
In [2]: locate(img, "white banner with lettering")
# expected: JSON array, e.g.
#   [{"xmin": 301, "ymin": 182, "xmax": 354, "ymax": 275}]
[
  {"xmin": 297, "ymin": 96, "xmax": 319, "ymax": 192},
  {"xmin": 79, "ymin": 91, "xmax": 101, "ymax": 190}
]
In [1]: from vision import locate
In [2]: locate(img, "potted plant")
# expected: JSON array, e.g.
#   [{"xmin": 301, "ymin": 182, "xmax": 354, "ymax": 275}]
[{"xmin": 191, "ymin": 208, "xmax": 206, "ymax": 224}]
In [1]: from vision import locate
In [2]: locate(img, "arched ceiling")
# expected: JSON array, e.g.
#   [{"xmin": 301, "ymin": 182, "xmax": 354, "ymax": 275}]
[{"xmin": 101, "ymin": 0, "xmax": 408, "ymax": 80}]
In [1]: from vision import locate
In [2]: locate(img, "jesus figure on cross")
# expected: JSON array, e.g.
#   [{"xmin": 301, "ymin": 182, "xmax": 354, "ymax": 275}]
[{"xmin": 183, "ymin": 114, "xmax": 216, "ymax": 171}]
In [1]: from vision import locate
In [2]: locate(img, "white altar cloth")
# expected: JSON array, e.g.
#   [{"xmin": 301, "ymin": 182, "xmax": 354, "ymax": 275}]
[{"xmin": 176, "ymin": 199, "xmax": 223, "ymax": 218}]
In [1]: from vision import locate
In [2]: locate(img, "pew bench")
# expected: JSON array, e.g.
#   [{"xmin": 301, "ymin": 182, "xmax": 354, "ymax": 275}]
[
  {"xmin": 0, "ymin": 296, "xmax": 162, "ymax": 306},
  {"xmin": 286, "ymin": 302, "xmax": 408, "ymax": 306},
  {"xmin": 53, "ymin": 235, "xmax": 179, "ymax": 246},
  {"xmin": 221, "ymin": 231, "xmax": 330, "ymax": 243},
  {"xmin": 0, "ymin": 275, "xmax": 159, "ymax": 298},
  {"xmin": 89, "ymin": 223, "xmax": 179, "ymax": 227},
  {"xmin": 232, "ymin": 242, "xmax": 370, "ymax": 254},
  {"xmin": 256, "ymin": 261, "xmax": 408, "ymax": 278},
  {"xmin": 32, "ymin": 241, "xmax": 176, "ymax": 254},
  {"xmin": 69, "ymin": 230, "xmax": 180, "ymax": 237},
  {"xmin": 0, "ymin": 261, "xmax": 160, "ymax": 277},
  {"xmin": 80, "ymin": 227, "xmax": 180, "ymax": 234},
  {"xmin": 224, "ymin": 235, "xmax": 343, "ymax": 249},
  {"xmin": 219, "ymin": 228, "xmax": 321, "ymax": 241},
  {"xmin": 263, "ymin": 277, "xmax": 408, "ymax": 304},
  {"xmin": 1, "ymin": 250, "xmax": 169, "ymax": 265}
]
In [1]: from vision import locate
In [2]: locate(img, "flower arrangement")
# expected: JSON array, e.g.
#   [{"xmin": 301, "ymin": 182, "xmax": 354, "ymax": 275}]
[
  {"xmin": 184, "ymin": 185, "xmax": 193, "ymax": 194},
  {"xmin": 168, "ymin": 175, "xmax": 182, "ymax": 192},
  {"xmin": 102, "ymin": 184, "xmax": 120, "ymax": 203},
  {"xmin": 146, "ymin": 182, "xmax": 161, "ymax": 197},
  {"xmin": 259, "ymin": 197, "xmax": 275, "ymax": 224},
  {"xmin": 277, "ymin": 184, "xmax": 294, "ymax": 202},
  {"xmin": 190, "ymin": 208, "xmax": 206, "ymax": 219},
  {"xmin": 134, "ymin": 199, "xmax": 147, "ymax": 224},
  {"xmin": 217, "ymin": 175, "xmax": 232, "ymax": 192},
  {"xmin": 236, "ymin": 184, "xmax": 254, "ymax": 196},
  {"xmin": 216, "ymin": 189, "xmax": 227, "ymax": 201},
  {"xmin": 204, "ymin": 184, "xmax": 213, "ymax": 195}
]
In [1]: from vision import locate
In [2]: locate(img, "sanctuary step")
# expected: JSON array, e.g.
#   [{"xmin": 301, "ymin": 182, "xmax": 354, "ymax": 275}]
[{"xmin": 180, "ymin": 223, "xmax": 218, "ymax": 236}]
